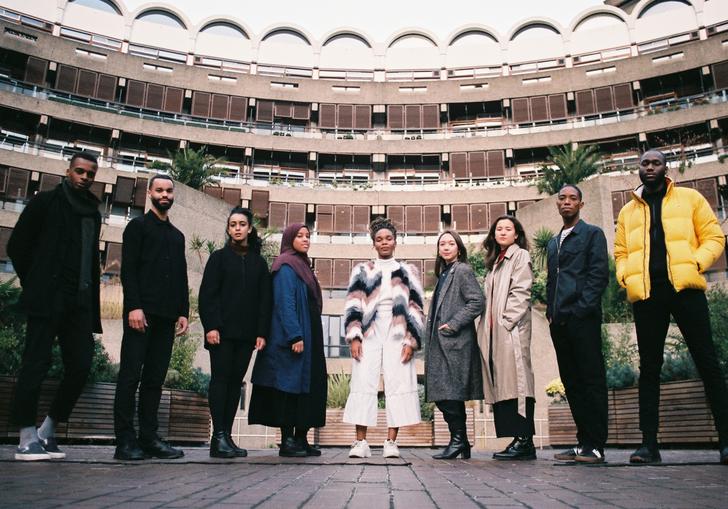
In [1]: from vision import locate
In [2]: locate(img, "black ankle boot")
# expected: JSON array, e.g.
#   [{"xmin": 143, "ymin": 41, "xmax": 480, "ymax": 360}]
[
  {"xmin": 226, "ymin": 432, "xmax": 247, "ymax": 458},
  {"xmin": 210, "ymin": 430, "xmax": 236, "ymax": 458},
  {"xmin": 433, "ymin": 430, "xmax": 471, "ymax": 459},
  {"xmin": 493, "ymin": 437, "xmax": 536, "ymax": 461},
  {"xmin": 279, "ymin": 436, "xmax": 307, "ymax": 457}
]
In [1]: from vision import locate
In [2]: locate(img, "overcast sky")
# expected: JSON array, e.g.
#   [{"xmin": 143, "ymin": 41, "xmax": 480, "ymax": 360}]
[{"xmin": 121, "ymin": 0, "xmax": 606, "ymax": 40}]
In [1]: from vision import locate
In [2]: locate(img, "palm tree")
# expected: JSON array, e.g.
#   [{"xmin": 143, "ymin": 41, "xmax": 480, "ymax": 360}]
[
  {"xmin": 531, "ymin": 227, "xmax": 554, "ymax": 271},
  {"xmin": 148, "ymin": 146, "xmax": 221, "ymax": 190},
  {"xmin": 536, "ymin": 143, "xmax": 602, "ymax": 195}
]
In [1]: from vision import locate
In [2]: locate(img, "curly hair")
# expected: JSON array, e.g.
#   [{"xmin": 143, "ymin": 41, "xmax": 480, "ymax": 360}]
[{"xmin": 369, "ymin": 216, "xmax": 397, "ymax": 241}]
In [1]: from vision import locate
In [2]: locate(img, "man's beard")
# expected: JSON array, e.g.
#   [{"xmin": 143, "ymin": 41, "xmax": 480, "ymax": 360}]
[{"xmin": 151, "ymin": 197, "xmax": 173, "ymax": 211}]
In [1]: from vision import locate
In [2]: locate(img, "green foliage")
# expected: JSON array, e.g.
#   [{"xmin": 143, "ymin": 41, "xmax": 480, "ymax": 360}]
[
  {"xmin": 326, "ymin": 372, "xmax": 351, "ymax": 408},
  {"xmin": 0, "ymin": 278, "xmax": 22, "ymax": 330},
  {"xmin": 602, "ymin": 324, "xmax": 638, "ymax": 389},
  {"xmin": 530, "ymin": 267, "xmax": 548, "ymax": 305},
  {"xmin": 165, "ymin": 333, "xmax": 210, "ymax": 396},
  {"xmin": 531, "ymin": 227, "xmax": 554, "ymax": 271},
  {"xmin": 602, "ymin": 258, "xmax": 632, "ymax": 323},
  {"xmin": 47, "ymin": 337, "xmax": 117, "ymax": 383},
  {"xmin": 148, "ymin": 147, "xmax": 221, "ymax": 190},
  {"xmin": 707, "ymin": 286, "xmax": 728, "ymax": 373},
  {"xmin": 536, "ymin": 143, "xmax": 602, "ymax": 196},
  {"xmin": 467, "ymin": 247, "xmax": 486, "ymax": 281},
  {"xmin": 606, "ymin": 362, "xmax": 637, "ymax": 389},
  {"xmin": 418, "ymin": 384, "xmax": 435, "ymax": 421},
  {"xmin": 0, "ymin": 325, "xmax": 23, "ymax": 375}
]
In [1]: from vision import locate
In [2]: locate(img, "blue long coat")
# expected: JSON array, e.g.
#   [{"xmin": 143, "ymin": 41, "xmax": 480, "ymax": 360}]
[{"xmin": 251, "ymin": 264, "xmax": 313, "ymax": 394}]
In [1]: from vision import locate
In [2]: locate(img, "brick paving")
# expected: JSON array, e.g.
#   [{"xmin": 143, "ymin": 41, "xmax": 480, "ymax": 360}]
[{"xmin": 1, "ymin": 446, "xmax": 726, "ymax": 508}]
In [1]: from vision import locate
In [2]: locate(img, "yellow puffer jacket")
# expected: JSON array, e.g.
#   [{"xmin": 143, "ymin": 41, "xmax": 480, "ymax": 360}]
[{"xmin": 614, "ymin": 178, "xmax": 725, "ymax": 303}]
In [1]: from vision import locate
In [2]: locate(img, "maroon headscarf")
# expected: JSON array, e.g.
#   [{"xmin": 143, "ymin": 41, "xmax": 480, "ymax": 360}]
[{"xmin": 271, "ymin": 223, "xmax": 323, "ymax": 313}]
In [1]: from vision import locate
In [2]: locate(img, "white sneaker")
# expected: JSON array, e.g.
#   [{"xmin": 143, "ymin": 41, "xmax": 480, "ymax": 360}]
[
  {"xmin": 383, "ymin": 439, "xmax": 400, "ymax": 458},
  {"xmin": 349, "ymin": 439, "xmax": 371, "ymax": 458}
]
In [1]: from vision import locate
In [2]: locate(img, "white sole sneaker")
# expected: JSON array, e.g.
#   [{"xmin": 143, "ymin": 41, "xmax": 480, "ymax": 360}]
[
  {"xmin": 349, "ymin": 440, "xmax": 372, "ymax": 458},
  {"xmin": 383, "ymin": 440, "xmax": 400, "ymax": 458},
  {"xmin": 15, "ymin": 442, "xmax": 51, "ymax": 461}
]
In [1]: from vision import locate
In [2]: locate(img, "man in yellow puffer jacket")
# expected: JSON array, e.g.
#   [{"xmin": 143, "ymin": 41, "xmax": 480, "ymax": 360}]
[{"xmin": 615, "ymin": 149, "xmax": 728, "ymax": 466}]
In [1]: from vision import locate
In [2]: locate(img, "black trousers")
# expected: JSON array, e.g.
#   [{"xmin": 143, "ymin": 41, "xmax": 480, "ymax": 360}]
[
  {"xmin": 550, "ymin": 313, "xmax": 608, "ymax": 449},
  {"xmin": 435, "ymin": 400, "xmax": 466, "ymax": 435},
  {"xmin": 633, "ymin": 286, "xmax": 728, "ymax": 440},
  {"xmin": 11, "ymin": 300, "xmax": 94, "ymax": 427},
  {"xmin": 114, "ymin": 314, "xmax": 175, "ymax": 443},
  {"xmin": 208, "ymin": 341, "xmax": 254, "ymax": 435}
]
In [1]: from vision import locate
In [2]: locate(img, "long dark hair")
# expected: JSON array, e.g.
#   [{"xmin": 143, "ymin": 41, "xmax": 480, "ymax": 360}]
[
  {"xmin": 434, "ymin": 230, "xmax": 468, "ymax": 277},
  {"xmin": 482, "ymin": 215, "xmax": 529, "ymax": 270},
  {"xmin": 226, "ymin": 207, "xmax": 261, "ymax": 253}
]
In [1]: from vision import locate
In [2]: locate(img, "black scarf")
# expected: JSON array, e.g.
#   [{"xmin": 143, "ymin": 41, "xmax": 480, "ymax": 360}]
[{"xmin": 62, "ymin": 178, "xmax": 100, "ymax": 296}]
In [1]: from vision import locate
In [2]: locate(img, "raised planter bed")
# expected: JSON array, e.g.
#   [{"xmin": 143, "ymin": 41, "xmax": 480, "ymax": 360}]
[
  {"xmin": 548, "ymin": 379, "xmax": 722, "ymax": 447},
  {"xmin": 0, "ymin": 376, "xmax": 209, "ymax": 443}
]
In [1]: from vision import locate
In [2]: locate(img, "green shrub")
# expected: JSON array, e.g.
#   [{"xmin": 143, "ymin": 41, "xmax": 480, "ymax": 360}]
[
  {"xmin": 606, "ymin": 362, "xmax": 637, "ymax": 389},
  {"xmin": 707, "ymin": 286, "xmax": 728, "ymax": 373},
  {"xmin": 326, "ymin": 372, "xmax": 351, "ymax": 408},
  {"xmin": 602, "ymin": 258, "xmax": 632, "ymax": 323},
  {"xmin": 602, "ymin": 324, "xmax": 638, "ymax": 389},
  {"xmin": 418, "ymin": 384, "xmax": 435, "ymax": 421},
  {"xmin": 165, "ymin": 333, "xmax": 210, "ymax": 396},
  {"xmin": 531, "ymin": 267, "xmax": 547, "ymax": 305},
  {"xmin": 660, "ymin": 350, "xmax": 698, "ymax": 383}
]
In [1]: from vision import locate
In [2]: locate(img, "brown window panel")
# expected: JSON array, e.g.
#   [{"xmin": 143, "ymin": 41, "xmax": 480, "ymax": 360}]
[
  {"xmin": 451, "ymin": 204, "xmax": 470, "ymax": 232},
  {"xmin": 387, "ymin": 205, "xmax": 405, "ymax": 232},
  {"xmin": 488, "ymin": 202, "xmax": 507, "ymax": 224},
  {"xmin": 611, "ymin": 191, "xmax": 625, "ymax": 221},
  {"xmin": 334, "ymin": 205, "xmax": 352, "ymax": 233},
  {"xmin": 354, "ymin": 105, "xmax": 371, "ymax": 129},
  {"xmin": 104, "ymin": 242, "xmax": 122, "ymax": 274},
  {"xmin": 76, "ymin": 69, "xmax": 97, "ymax": 97},
  {"xmin": 676, "ymin": 180, "xmax": 695, "ymax": 188},
  {"xmin": 203, "ymin": 185, "xmax": 223, "ymax": 199},
  {"xmin": 164, "ymin": 87, "xmax": 184, "ymax": 113},
  {"xmin": 287, "ymin": 203, "xmax": 306, "ymax": 225},
  {"xmin": 114, "ymin": 176, "xmax": 135, "ymax": 205},
  {"xmin": 469, "ymin": 152, "xmax": 486, "ymax": 179},
  {"xmin": 145, "ymin": 83, "xmax": 165, "ymax": 111},
  {"xmin": 222, "ymin": 188, "xmax": 240, "ymax": 207},
  {"xmin": 89, "ymin": 181, "xmax": 104, "ymax": 200},
  {"xmin": 352, "ymin": 205, "xmax": 370, "ymax": 233},
  {"xmin": 256, "ymin": 100, "xmax": 274, "ymax": 122},
  {"xmin": 423, "ymin": 205, "xmax": 440, "ymax": 234},
  {"xmin": 338, "ymin": 104, "xmax": 354, "ymax": 129},
  {"xmin": 405, "ymin": 206, "xmax": 423, "ymax": 233},
  {"xmin": 713, "ymin": 61, "xmax": 728, "ymax": 90},
  {"xmin": 319, "ymin": 104, "xmax": 337, "ymax": 129},
  {"xmin": 469, "ymin": 203, "xmax": 489, "ymax": 233},
  {"xmin": 696, "ymin": 178, "xmax": 719, "ymax": 209},
  {"xmin": 0, "ymin": 226, "xmax": 12, "ymax": 261},
  {"xmin": 133, "ymin": 178, "xmax": 147, "ymax": 208},
  {"xmin": 387, "ymin": 105, "xmax": 404, "ymax": 130},
  {"xmin": 55, "ymin": 64, "xmax": 78, "ymax": 93},
  {"xmin": 95, "ymin": 74, "xmax": 117, "ymax": 101},
  {"xmin": 511, "ymin": 97, "xmax": 530, "ymax": 124},
  {"xmin": 333, "ymin": 259, "xmax": 352, "ymax": 288},
  {"xmin": 126, "ymin": 80, "xmax": 146, "ymax": 107},
  {"xmin": 405, "ymin": 105, "xmax": 422, "ymax": 130},
  {"xmin": 575, "ymin": 89, "xmax": 596, "ymax": 116},
  {"xmin": 423, "ymin": 259, "xmax": 436, "ymax": 289},
  {"xmin": 711, "ymin": 243, "xmax": 727, "ymax": 272},
  {"xmin": 421, "ymin": 104, "xmax": 439, "ymax": 129},
  {"xmin": 316, "ymin": 204, "xmax": 334, "ymax": 233},
  {"xmin": 530, "ymin": 96, "xmax": 548, "ymax": 122},
  {"xmin": 269, "ymin": 202, "xmax": 288, "ymax": 229},
  {"xmin": 191, "ymin": 91, "xmax": 211, "ymax": 117},
  {"xmin": 274, "ymin": 101, "xmax": 292, "ymax": 118},
  {"xmin": 250, "ymin": 190, "xmax": 270, "ymax": 219},
  {"xmin": 229, "ymin": 96, "xmax": 247, "ymax": 122},
  {"xmin": 450, "ymin": 152, "xmax": 468, "ymax": 179},
  {"xmin": 517, "ymin": 200, "xmax": 535, "ymax": 209},
  {"xmin": 38, "ymin": 173, "xmax": 62, "ymax": 192},
  {"xmin": 487, "ymin": 151, "xmax": 505, "ymax": 178},
  {"xmin": 210, "ymin": 94, "xmax": 230, "ymax": 120},
  {"xmin": 24, "ymin": 56, "xmax": 47, "ymax": 85},
  {"xmin": 594, "ymin": 86, "xmax": 614, "ymax": 113},
  {"xmin": 292, "ymin": 103, "xmax": 310, "ymax": 120},
  {"xmin": 622, "ymin": 190, "xmax": 632, "ymax": 207},
  {"xmin": 6, "ymin": 168, "xmax": 29, "ymax": 199},
  {"xmin": 548, "ymin": 94, "xmax": 567, "ymax": 119},
  {"xmin": 314, "ymin": 258, "xmax": 333, "ymax": 288},
  {"xmin": 0, "ymin": 166, "xmax": 7, "ymax": 193},
  {"xmin": 612, "ymin": 83, "xmax": 634, "ymax": 110}
]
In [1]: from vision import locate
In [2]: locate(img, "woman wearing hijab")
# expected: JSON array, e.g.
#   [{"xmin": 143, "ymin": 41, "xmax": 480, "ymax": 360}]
[{"xmin": 249, "ymin": 224, "xmax": 327, "ymax": 457}]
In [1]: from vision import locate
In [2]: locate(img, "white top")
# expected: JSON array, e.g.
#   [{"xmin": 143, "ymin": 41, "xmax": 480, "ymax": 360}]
[
  {"xmin": 375, "ymin": 257, "xmax": 399, "ymax": 310},
  {"xmin": 559, "ymin": 226, "xmax": 574, "ymax": 248}
]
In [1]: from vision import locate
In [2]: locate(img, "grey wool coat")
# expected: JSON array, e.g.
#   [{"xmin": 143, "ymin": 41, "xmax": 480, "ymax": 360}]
[{"xmin": 424, "ymin": 261, "xmax": 485, "ymax": 402}]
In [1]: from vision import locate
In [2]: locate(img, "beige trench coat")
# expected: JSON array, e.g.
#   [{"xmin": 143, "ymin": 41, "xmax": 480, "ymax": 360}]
[{"xmin": 477, "ymin": 243, "xmax": 535, "ymax": 417}]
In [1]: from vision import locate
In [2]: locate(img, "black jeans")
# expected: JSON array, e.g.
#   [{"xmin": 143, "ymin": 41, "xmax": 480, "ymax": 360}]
[
  {"xmin": 113, "ymin": 314, "xmax": 175, "ymax": 443},
  {"xmin": 208, "ymin": 341, "xmax": 254, "ymax": 434},
  {"xmin": 11, "ymin": 302, "xmax": 94, "ymax": 427},
  {"xmin": 633, "ymin": 287, "xmax": 728, "ymax": 440},
  {"xmin": 435, "ymin": 400, "xmax": 466, "ymax": 435},
  {"xmin": 550, "ymin": 313, "xmax": 608, "ymax": 450}
]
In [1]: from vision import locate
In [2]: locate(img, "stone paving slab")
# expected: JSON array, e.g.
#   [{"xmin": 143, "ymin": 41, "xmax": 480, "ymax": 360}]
[{"xmin": 2, "ymin": 446, "xmax": 726, "ymax": 508}]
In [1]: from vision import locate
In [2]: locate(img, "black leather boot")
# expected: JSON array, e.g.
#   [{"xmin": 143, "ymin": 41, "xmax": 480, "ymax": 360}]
[
  {"xmin": 493, "ymin": 436, "xmax": 536, "ymax": 460},
  {"xmin": 279, "ymin": 436, "xmax": 307, "ymax": 457},
  {"xmin": 226, "ymin": 432, "xmax": 247, "ymax": 458},
  {"xmin": 210, "ymin": 430, "xmax": 236, "ymax": 458},
  {"xmin": 433, "ymin": 430, "xmax": 471, "ymax": 459}
]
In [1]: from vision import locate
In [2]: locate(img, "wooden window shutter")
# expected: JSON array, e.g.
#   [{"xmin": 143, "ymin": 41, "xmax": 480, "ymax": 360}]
[
  {"xmin": 210, "ymin": 94, "xmax": 230, "ymax": 120},
  {"xmin": 0, "ymin": 166, "xmax": 8, "ymax": 194},
  {"xmin": 517, "ymin": 200, "xmax": 535, "ymax": 210},
  {"xmin": 405, "ymin": 206, "xmax": 423, "ymax": 233},
  {"xmin": 114, "ymin": 176, "xmax": 135, "ymax": 205},
  {"xmin": 145, "ymin": 83, "xmax": 165, "ymax": 110},
  {"xmin": 274, "ymin": 101, "xmax": 292, "ymax": 118},
  {"xmin": 104, "ymin": 242, "xmax": 123, "ymax": 275},
  {"xmin": 126, "ymin": 80, "xmax": 146, "ymax": 107},
  {"xmin": 713, "ymin": 61, "xmax": 728, "ymax": 90},
  {"xmin": 451, "ymin": 204, "xmax": 470, "ymax": 232},
  {"xmin": 315, "ymin": 259, "xmax": 333, "ymax": 288},
  {"xmin": 55, "ymin": 64, "xmax": 78, "ymax": 93},
  {"xmin": 469, "ymin": 203, "xmax": 489, "ymax": 232},
  {"xmin": 594, "ymin": 86, "xmax": 614, "ymax": 113},
  {"xmin": 450, "ymin": 152, "xmax": 468, "ymax": 179},
  {"xmin": 333, "ymin": 259, "xmax": 351, "ymax": 288},
  {"xmin": 0, "ymin": 227, "xmax": 13, "ymax": 261},
  {"xmin": 352, "ymin": 205, "xmax": 370, "ymax": 233},
  {"xmin": 222, "ymin": 188, "xmax": 240, "ymax": 207},
  {"xmin": 487, "ymin": 151, "xmax": 505, "ymax": 178},
  {"xmin": 269, "ymin": 202, "xmax": 288, "ymax": 229},
  {"xmin": 405, "ymin": 105, "xmax": 421, "ymax": 129},
  {"xmin": 316, "ymin": 204, "xmax": 334, "ymax": 233},
  {"xmin": 354, "ymin": 105, "xmax": 371, "ymax": 129},
  {"xmin": 337, "ymin": 104, "xmax": 354, "ymax": 129},
  {"xmin": 164, "ymin": 87, "xmax": 184, "ymax": 113},
  {"xmin": 387, "ymin": 205, "xmax": 405, "ymax": 232},
  {"xmin": 133, "ymin": 178, "xmax": 147, "ymax": 208},
  {"xmin": 229, "ymin": 96, "xmax": 247, "ymax": 121},
  {"xmin": 511, "ymin": 97, "xmax": 530, "ymax": 123},
  {"xmin": 250, "ymin": 190, "xmax": 270, "ymax": 218},
  {"xmin": 89, "ymin": 181, "xmax": 104, "ymax": 200},
  {"xmin": 95, "ymin": 74, "xmax": 117, "ymax": 101},
  {"xmin": 696, "ymin": 178, "xmax": 719, "ymax": 209},
  {"xmin": 191, "ymin": 91, "xmax": 211, "ymax": 117},
  {"xmin": 24, "ymin": 56, "xmax": 47, "ymax": 85},
  {"xmin": 612, "ymin": 83, "xmax": 634, "ymax": 110},
  {"xmin": 319, "ymin": 104, "xmax": 337, "ymax": 129},
  {"xmin": 575, "ymin": 90, "xmax": 596, "ymax": 116},
  {"xmin": 203, "ymin": 186, "xmax": 223, "ymax": 199},
  {"xmin": 256, "ymin": 100, "xmax": 274, "ymax": 122},
  {"xmin": 6, "ymin": 168, "xmax": 29, "ymax": 199},
  {"xmin": 469, "ymin": 152, "xmax": 486, "ymax": 179},
  {"xmin": 76, "ymin": 69, "xmax": 97, "ymax": 97},
  {"xmin": 38, "ymin": 173, "xmax": 62, "ymax": 192},
  {"xmin": 287, "ymin": 203, "xmax": 306, "ymax": 225},
  {"xmin": 488, "ymin": 202, "xmax": 507, "ymax": 224},
  {"xmin": 423, "ymin": 259, "xmax": 436, "ymax": 289},
  {"xmin": 548, "ymin": 94, "xmax": 567, "ymax": 119},
  {"xmin": 611, "ymin": 191, "xmax": 625, "ymax": 221},
  {"xmin": 710, "ymin": 242, "xmax": 727, "ymax": 272},
  {"xmin": 334, "ymin": 205, "xmax": 352, "ymax": 233},
  {"xmin": 421, "ymin": 104, "xmax": 439, "ymax": 129},
  {"xmin": 387, "ymin": 105, "xmax": 404, "ymax": 130},
  {"xmin": 292, "ymin": 103, "xmax": 310, "ymax": 120},
  {"xmin": 530, "ymin": 96, "xmax": 548, "ymax": 122},
  {"xmin": 423, "ymin": 205, "xmax": 440, "ymax": 233}
]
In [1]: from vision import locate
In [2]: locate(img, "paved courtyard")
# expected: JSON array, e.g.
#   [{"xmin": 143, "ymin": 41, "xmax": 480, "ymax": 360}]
[{"xmin": 1, "ymin": 446, "xmax": 726, "ymax": 508}]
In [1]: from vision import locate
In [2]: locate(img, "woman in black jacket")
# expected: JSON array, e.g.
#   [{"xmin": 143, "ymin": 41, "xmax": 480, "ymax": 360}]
[{"xmin": 199, "ymin": 207, "xmax": 272, "ymax": 458}]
